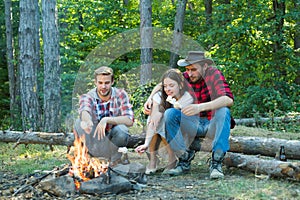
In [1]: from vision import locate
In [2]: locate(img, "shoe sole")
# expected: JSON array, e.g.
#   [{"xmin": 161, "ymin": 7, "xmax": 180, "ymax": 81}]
[{"xmin": 210, "ymin": 171, "xmax": 224, "ymax": 179}]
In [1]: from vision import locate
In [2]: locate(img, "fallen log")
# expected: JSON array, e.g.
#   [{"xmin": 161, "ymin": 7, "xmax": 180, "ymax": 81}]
[
  {"xmin": 228, "ymin": 136, "xmax": 300, "ymax": 160},
  {"xmin": 234, "ymin": 116, "xmax": 300, "ymax": 127},
  {"xmin": 223, "ymin": 152, "xmax": 300, "ymax": 181},
  {"xmin": 0, "ymin": 130, "xmax": 144, "ymax": 149},
  {"xmin": 1, "ymin": 130, "xmax": 300, "ymax": 160}
]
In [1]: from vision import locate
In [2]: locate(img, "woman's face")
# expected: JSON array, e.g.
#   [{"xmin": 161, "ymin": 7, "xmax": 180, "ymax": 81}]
[{"xmin": 163, "ymin": 77, "xmax": 181, "ymax": 99}]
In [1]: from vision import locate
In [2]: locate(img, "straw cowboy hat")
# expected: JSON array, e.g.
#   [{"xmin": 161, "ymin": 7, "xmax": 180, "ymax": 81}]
[{"xmin": 177, "ymin": 51, "xmax": 214, "ymax": 67}]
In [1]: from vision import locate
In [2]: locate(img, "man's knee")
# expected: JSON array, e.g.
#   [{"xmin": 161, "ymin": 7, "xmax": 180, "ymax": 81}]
[{"xmin": 110, "ymin": 125, "xmax": 129, "ymax": 146}]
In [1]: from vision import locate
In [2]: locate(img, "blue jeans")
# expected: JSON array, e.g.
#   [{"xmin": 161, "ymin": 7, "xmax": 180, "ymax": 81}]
[
  {"xmin": 74, "ymin": 119, "xmax": 129, "ymax": 162},
  {"xmin": 164, "ymin": 107, "xmax": 231, "ymax": 154}
]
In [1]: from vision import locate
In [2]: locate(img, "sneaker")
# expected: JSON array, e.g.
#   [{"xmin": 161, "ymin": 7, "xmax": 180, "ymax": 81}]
[
  {"xmin": 209, "ymin": 150, "xmax": 225, "ymax": 179},
  {"xmin": 190, "ymin": 136, "xmax": 201, "ymax": 151}
]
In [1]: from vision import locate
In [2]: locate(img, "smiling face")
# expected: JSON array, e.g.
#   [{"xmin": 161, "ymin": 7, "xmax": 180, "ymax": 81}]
[
  {"xmin": 163, "ymin": 77, "xmax": 181, "ymax": 99},
  {"xmin": 95, "ymin": 74, "xmax": 114, "ymax": 100}
]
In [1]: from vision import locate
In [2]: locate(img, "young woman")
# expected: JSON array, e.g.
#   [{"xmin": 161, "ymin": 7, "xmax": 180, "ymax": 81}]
[{"xmin": 135, "ymin": 68, "xmax": 194, "ymax": 175}]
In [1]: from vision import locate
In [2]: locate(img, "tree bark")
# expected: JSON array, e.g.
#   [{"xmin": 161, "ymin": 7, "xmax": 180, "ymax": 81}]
[
  {"xmin": 19, "ymin": 0, "xmax": 41, "ymax": 131},
  {"xmin": 4, "ymin": 0, "xmax": 19, "ymax": 128},
  {"xmin": 0, "ymin": 130, "xmax": 144, "ymax": 148},
  {"xmin": 42, "ymin": 0, "xmax": 61, "ymax": 132},
  {"xmin": 169, "ymin": 0, "xmax": 187, "ymax": 68},
  {"xmin": 201, "ymin": 136, "xmax": 300, "ymax": 160},
  {"xmin": 223, "ymin": 152, "xmax": 300, "ymax": 181},
  {"xmin": 204, "ymin": 0, "xmax": 212, "ymax": 27},
  {"xmin": 234, "ymin": 116, "xmax": 300, "ymax": 127},
  {"xmin": 139, "ymin": 0, "xmax": 152, "ymax": 85},
  {"xmin": 1, "ymin": 131, "xmax": 300, "ymax": 161}
]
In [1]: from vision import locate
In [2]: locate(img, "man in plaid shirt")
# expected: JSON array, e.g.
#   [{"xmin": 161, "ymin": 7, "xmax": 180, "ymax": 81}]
[
  {"xmin": 144, "ymin": 51, "xmax": 234, "ymax": 179},
  {"xmin": 74, "ymin": 66, "xmax": 134, "ymax": 166}
]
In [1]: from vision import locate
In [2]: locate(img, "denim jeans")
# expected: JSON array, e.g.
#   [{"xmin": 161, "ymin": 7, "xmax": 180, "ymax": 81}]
[
  {"xmin": 164, "ymin": 107, "xmax": 231, "ymax": 154},
  {"xmin": 74, "ymin": 119, "xmax": 129, "ymax": 162}
]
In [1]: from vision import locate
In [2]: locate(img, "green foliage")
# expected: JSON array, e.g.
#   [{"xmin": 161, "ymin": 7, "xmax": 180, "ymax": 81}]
[
  {"xmin": 0, "ymin": 0, "xmax": 299, "ymax": 133},
  {"xmin": 233, "ymin": 84, "xmax": 300, "ymax": 118}
]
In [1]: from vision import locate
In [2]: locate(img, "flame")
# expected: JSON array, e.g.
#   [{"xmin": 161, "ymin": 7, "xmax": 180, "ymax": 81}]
[{"xmin": 67, "ymin": 129, "xmax": 109, "ymax": 189}]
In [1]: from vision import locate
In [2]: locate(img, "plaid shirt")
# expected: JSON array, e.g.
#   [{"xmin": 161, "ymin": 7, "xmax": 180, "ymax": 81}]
[
  {"xmin": 79, "ymin": 87, "xmax": 134, "ymax": 128},
  {"xmin": 183, "ymin": 66, "xmax": 233, "ymax": 120}
]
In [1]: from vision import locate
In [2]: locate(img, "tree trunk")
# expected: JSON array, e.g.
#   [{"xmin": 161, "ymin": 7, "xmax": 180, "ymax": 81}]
[
  {"xmin": 224, "ymin": 152, "xmax": 300, "ymax": 181},
  {"xmin": 139, "ymin": 0, "xmax": 152, "ymax": 85},
  {"xmin": 2, "ymin": 131, "xmax": 300, "ymax": 161},
  {"xmin": 4, "ymin": 0, "xmax": 19, "ymax": 127},
  {"xmin": 42, "ymin": 0, "xmax": 61, "ymax": 132},
  {"xmin": 201, "ymin": 136, "xmax": 300, "ymax": 160},
  {"xmin": 0, "ymin": 130, "xmax": 145, "ymax": 148},
  {"xmin": 234, "ymin": 116, "xmax": 300, "ymax": 127},
  {"xmin": 204, "ymin": 0, "xmax": 212, "ymax": 27},
  {"xmin": 19, "ymin": 0, "xmax": 41, "ymax": 131},
  {"xmin": 169, "ymin": 0, "xmax": 187, "ymax": 68},
  {"xmin": 272, "ymin": 0, "xmax": 285, "ymax": 52},
  {"xmin": 294, "ymin": 0, "xmax": 300, "ymax": 84}
]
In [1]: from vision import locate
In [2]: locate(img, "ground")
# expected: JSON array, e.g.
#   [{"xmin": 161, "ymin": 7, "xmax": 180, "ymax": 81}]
[{"xmin": 0, "ymin": 126, "xmax": 300, "ymax": 199}]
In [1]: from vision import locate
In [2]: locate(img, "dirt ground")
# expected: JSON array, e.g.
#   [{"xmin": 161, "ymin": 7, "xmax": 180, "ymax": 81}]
[{"xmin": 1, "ymin": 149, "xmax": 299, "ymax": 200}]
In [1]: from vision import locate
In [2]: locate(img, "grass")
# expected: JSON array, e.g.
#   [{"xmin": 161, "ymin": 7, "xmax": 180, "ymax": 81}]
[
  {"xmin": 0, "ymin": 125, "xmax": 299, "ymax": 199},
  {"xmin": 0, "ymin": 144, "xmax": 69, "ymax": 175}
]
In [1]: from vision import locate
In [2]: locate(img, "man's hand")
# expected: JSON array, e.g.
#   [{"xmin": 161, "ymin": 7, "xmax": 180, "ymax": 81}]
[
  {"xmin": 143, "ymin": 98, "xmax": 152, "ymax": 115},
  {"xmin": 80, "ymin": 120, "xmax": 93, "ymax": 134},
  {"xmin": 135, "ymin": 144, "xmax": 148, "ymax": 155},
  {"xmin": 182, "ymin": 104, "xmax": 204, "ymax": 116},
  {"xmin": 93, "ymin": 118, "xmax": 108, "ymax": 140}
]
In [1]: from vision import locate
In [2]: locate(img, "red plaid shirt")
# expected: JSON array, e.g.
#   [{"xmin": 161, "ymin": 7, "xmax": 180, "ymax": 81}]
[
  {"xmin": 183, "ymin": 67, "xmax": 233, "ymax": 120},
  {"xmin": 79, "ymin": 87, "xmax": 134, "ymax": 127}
]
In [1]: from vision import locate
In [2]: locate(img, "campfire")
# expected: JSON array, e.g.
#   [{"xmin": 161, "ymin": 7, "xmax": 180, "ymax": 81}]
[
  {"xmin": 36, "ymin": 130, "xmax": 147, "ymax": 197},
  {"xmin": 67, "ymin": 132, "xmax": 110, "ymax": 189}
]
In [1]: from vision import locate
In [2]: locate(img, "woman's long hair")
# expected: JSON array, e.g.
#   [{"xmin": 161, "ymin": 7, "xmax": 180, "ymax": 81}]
[{"xmin": 159, "ymin": 68, "xmax": 192, "ymax": 112}]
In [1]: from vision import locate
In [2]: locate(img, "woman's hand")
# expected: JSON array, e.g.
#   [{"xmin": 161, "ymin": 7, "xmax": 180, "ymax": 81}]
[
  {"xmin": 143, "ymin": 98, "xmax": 152, "ymax": 115},
  {"xmin": 135, "ymin": 144, "xmax": 148, "ymax": 155}
]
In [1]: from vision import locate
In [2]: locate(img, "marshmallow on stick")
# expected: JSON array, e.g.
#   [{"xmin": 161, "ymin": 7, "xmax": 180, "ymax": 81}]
[{"xmin": 166, "ymin": 96, "xmax": 182, "ymax": 109}]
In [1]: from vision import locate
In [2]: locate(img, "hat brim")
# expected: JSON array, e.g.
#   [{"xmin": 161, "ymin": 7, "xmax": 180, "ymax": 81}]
[{"xmin": 177, "ymin": 58, "xmax": 214, "ymax": 67}]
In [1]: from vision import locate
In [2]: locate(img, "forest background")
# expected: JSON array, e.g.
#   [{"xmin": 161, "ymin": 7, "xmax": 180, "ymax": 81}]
[{"xmin": 0, "ymin": 0, "xmax": 299, "ymax": 133}]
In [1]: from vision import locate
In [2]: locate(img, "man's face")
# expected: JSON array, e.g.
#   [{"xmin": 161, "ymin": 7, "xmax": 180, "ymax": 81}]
[
  {"xmin": 95, "ymin": 74, "xmax": 114, "ymax": 98},
  {"xmin": 185, "ymin": 63, "xmax": 205, "ymax": 83}
]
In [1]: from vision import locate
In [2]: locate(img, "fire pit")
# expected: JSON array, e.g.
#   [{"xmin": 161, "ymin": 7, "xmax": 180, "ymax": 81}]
[{"xmin": 37, "ymin": 131, "xmax": 147, "ymax": 197}]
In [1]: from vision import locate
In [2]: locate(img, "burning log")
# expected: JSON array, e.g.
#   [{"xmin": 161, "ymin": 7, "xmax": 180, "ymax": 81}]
[{"xmin": 223, "ymin": 152, "xmax": 300, "ymax": 181}]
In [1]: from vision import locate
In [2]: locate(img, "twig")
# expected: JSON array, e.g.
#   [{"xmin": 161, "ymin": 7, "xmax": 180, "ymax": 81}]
[{"xmin": 12, "ymin": 168, "xmax": 57, "ymax": 196}]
